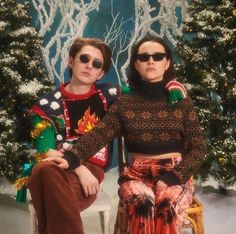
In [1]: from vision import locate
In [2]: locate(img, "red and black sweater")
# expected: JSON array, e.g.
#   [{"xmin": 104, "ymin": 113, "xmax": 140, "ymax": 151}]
[{"xmin": 31, "ymin": 82, "xmax": 121, "ymax": 169}]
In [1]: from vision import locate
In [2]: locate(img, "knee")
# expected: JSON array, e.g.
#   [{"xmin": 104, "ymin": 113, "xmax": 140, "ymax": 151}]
[
  {"xmin": 32, "ymin": 161, "xmax": 59, "ymax": 176},
  {"xmin": 156, "ymin": 198, "xmax": 175, "ymax": 222},
  {"xmin": 133, "ymin": 194, "xmax": 154, "ymax": 218},
  {"xmin": 157, "ymin": 198, "xmax": 171, "ymax": 210},
  {"xmin": 28, "ymin": 161, "xmax": 59, "ymax": 190}
]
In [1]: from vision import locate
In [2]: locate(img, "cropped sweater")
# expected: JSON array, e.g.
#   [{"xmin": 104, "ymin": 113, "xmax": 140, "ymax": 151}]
[{"xmin": 69, "ymin": 82, "xmax": 206, "ymax": 183}]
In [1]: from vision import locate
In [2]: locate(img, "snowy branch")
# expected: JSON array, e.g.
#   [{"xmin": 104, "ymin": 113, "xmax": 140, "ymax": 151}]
[
  {"xmin": 33, "ymin": 0, "xmax": 188, "ymax": 84},
  {"xmin": 32, "ymin": 0, "xmax": 101, "ymax": 83},
  {"xmin": 119, "ymin": 0, "xmax": 188, "ymax": 84}
]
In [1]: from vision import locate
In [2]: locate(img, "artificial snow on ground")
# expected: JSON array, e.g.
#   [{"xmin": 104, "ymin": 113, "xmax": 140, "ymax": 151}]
[{"xmin": 1, "ymin": 168, "xmax": 236, "ymax": 234}]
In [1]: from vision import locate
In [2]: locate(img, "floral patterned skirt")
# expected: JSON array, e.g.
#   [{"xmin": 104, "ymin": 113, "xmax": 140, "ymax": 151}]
[{"xmin": 118, "ymin": 157, "xmax": 194, "ymax": 234}]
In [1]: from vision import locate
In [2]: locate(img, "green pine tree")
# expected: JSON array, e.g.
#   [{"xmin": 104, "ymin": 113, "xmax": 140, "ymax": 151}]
[
  {"xmin": 175, "ymin": 0, "xmax": 236, "ymax": 191},
  {"xmin": 0, "ymin": 0, "xmax": 52, "ymax": 181}
]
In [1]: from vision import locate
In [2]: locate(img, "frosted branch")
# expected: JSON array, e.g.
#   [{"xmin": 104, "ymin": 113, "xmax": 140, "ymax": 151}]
[
  {"xmin": 32, "ymin": 0, "xmax": 101, "ymax": 83},
  {"xmin": 33, "ymin": 0, "xmax": 188, "ymax": 85},
  {"xmin": 120, "ymin": 0, "xmax": 188, "ymax": 83}
]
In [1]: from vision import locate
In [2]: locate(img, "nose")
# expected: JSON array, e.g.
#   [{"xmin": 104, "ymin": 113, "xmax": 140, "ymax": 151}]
[
  {"xmin": 147, "ymin": 56, "xmax": 154, "ymax": 63},
  {"xmin": 86, "ymin": 60, "xmax": 93, "ymax": 69}
]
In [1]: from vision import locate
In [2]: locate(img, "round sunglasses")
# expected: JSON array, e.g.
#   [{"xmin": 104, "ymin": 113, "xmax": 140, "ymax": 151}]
[
  {"xmin": 135, "ymin": 53, "xmax": 167, "ymax": 62},
  {"xmin": 79, "ymin": 54, "xmax": 103, "ymax": 69}
]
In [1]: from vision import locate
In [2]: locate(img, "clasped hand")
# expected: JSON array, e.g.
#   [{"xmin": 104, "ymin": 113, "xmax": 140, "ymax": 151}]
[{"xmin": 43, "ymin": 149, "xmax": 69, "ymax": 169}]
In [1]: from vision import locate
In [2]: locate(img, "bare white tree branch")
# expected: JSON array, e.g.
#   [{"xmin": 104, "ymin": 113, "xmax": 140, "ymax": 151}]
[
  {"xmin": 33, "ymin": 0, "xmax": 188, "ymax": 85},
  {"xmin": 119, "ymin": 0, "xmax": 188, "ymax": 84},
  {"xmin": 32, "ymin": 0, "xmax": 101, "ymax": 82}
]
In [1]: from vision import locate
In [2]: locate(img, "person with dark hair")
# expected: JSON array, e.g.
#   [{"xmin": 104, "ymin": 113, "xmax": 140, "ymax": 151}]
[
  {"xmin": 44, "ymin": 35, "xmax": 206, "ymax": 234},
  {"xmin": 17, "ymin": 37, "xmax": 121, "ymax": 234}
]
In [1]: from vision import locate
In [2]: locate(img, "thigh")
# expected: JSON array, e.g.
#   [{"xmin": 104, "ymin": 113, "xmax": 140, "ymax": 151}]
[
  {"xmin": 155, "ymin": 180, "xmax": 194, "ymax": 210},
  {"xmin": 118, "ymin": 180, "xmax": 155, "ymax": 206},
  {"xmin": 118, "ymin": 160, "xmax": 157, "ymax": 204}
]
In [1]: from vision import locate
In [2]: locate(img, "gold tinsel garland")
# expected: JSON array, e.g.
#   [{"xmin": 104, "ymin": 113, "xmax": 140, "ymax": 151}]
[
  {"xmin": 15, "ymin": 120, "xmax": 53, "ymax": 201},
  {"xmin": 14, "ymin": 152, "xmax": 48, "ymax": 190},
  {"xmin": 14, "ymin": 177, "xmax": 29, "ymax": 190},
  {"xmin": 31, "ymin": 120, "xmax": 51, "ymax": 138},
  {"xmin": 34, "ymin": 152, "xmax": 48, "ymax": 161}
]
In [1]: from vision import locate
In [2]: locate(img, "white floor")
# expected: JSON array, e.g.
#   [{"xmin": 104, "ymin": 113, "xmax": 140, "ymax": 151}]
[{"xmin": 1, "ymin": 169, "xmax": 236, "ymax": 234}]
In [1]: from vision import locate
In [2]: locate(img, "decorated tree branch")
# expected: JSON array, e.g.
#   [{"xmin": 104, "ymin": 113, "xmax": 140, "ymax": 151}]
[
  {"xmin": 175, "ymin": 0, "xmax": 236, "ymax": 192},
  {"xmin": 0, "ymin": 0, "xmax": 52, "ymax": 181}
]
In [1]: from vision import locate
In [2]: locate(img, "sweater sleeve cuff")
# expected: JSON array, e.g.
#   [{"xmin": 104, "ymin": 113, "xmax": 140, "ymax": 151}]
[
  {"xmin": 62, "ymin": 151, "xmax": 80, "ymax": 170},
  {"xmin": 159, "ymin": 171, "xmax": 181, "ymax": 186}
]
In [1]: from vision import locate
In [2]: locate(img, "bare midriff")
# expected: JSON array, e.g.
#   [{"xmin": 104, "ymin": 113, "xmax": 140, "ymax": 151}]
[{"xmin": 131, "ymin": 152, "xmax": 181, "ymax": 160}]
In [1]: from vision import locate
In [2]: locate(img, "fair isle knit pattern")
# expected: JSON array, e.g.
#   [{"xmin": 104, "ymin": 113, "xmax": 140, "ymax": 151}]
[{"xmin": 71, "ymin": 93, "xmax": 206, "ymax": 183}]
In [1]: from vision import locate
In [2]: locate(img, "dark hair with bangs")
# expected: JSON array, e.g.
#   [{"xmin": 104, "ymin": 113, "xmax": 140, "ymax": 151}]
[{"xmin": 128, "ymin": 35, "xmax": 175, "ymax": 89}]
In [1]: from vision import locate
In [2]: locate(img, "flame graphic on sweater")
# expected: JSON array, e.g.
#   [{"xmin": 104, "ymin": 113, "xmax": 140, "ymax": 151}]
[{"xmin": 75, "ymin": 107, "xmax": 100, "ymax": 134}]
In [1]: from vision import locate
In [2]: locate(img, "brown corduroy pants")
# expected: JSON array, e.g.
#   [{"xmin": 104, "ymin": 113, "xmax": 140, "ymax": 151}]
[{"xmin": 28, "ymin": 161, "xmax": 104, "ymax": 234}]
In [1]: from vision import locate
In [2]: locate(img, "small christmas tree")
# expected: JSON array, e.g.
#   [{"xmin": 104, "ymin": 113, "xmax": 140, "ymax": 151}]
[
  {"xmin": 175, "ymin": 0, "xmax": 236, "ymax": 191},
  {"xmin": 0, "ymin": 0, "xmax": 52, "ymax": 181}
]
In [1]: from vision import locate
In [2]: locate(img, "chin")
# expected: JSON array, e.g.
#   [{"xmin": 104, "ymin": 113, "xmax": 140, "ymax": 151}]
[{"xmin": 145, "ymin": 77, "xmax": 163, "ymax": 82}]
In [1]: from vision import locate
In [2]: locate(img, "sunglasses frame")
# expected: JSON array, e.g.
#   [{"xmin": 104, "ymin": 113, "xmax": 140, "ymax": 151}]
[
  {"xmin": 135, "ymin": 52, "xmax": 167, "ymax": 62},
  {"xmin": 79, "ymin": 54, "xmax": 103, "ymax": 69}
]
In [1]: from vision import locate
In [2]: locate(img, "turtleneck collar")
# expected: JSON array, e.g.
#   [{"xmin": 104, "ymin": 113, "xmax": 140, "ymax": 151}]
[{"xmin": 136, "ymin": 77, "xmax": 168, "ymax": 99}]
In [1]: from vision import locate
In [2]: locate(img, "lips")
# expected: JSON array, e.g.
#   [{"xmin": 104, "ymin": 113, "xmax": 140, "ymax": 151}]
[
  {"xmin": 146, "ymin": 68, "xmax": 156, "ymax": 72},
  {"xmin": 81, "ymin": 71, "xmax": 91, "ymax": 76}
]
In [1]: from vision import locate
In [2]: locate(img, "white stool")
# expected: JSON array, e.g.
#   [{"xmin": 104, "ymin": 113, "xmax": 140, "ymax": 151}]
[
  {"xmin": 29, "ymin": 189, "xmax": 111, "ymax": 234},
  {"xmin": 28, "ymin": 200, "xmax": 38, "ymax": 234},
  {"xmin": 81, "ymin": 190, "xmax": 111, "ymax": 234}
]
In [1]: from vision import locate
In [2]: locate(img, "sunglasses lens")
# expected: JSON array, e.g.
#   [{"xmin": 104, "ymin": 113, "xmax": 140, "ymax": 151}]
[
  {"xmin": 136, "ymin": 54, "xmax": 150, "ymax": 62},
  {"xmin": 152, "ymin": 53, "xmax": 166, "ymax": 61},
  {"xmin": 79, "ymin": 54, "xmax": 103, "ymax": 69},
  {"xmin": 79, "ymin": 54, "xmax": 89, "ymax": 63},
  {"xmin": 93, "ymin": 60, "xmax": 103, "ymax": 69},
  {"xmin": 136, "ymin": 53, "xmax": 166, "ymax": 62}
]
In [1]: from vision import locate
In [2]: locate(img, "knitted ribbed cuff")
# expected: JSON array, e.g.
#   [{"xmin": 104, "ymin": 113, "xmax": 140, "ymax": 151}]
[
  {"xmin": 159, "ymin": 171, "xmax": 181, "ymax": 186},
  {"xmin": 62, "ymin": 151, "xmax": 80, "ymax": 170}
]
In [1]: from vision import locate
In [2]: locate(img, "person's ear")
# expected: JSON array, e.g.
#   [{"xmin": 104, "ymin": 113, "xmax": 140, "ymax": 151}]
[
  {"xmin": 165, "ymin": 59, "xmax": 170, "ymax": 71},
  {"xmin": 134, "ymin": 61, "xmax": 140, "ymax": 72},
  {"xmin": 68, "ymin": 57, "xmax": 74, "ymax": 68},
  {"xmin": 97, "ymin": 70, "xmax": 105, "ymax": 80}
]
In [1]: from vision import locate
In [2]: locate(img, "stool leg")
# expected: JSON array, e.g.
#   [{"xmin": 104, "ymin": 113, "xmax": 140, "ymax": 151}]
[
  {"xmin": 29, "ymin": 201, "xmax": 38, "ymax": 234},
  {"xmin": 195, "ymin": 210, "xmax": 204, "ymax": 234},
  {"xmin": 99, "ymin": 210, "xmax": 110, "ymax": 234}
]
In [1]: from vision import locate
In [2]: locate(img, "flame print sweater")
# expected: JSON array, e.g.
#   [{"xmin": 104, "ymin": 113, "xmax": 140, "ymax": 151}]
[{"xmin": 30, "ymin": 82, "xmax": 121, "ymax": 168}]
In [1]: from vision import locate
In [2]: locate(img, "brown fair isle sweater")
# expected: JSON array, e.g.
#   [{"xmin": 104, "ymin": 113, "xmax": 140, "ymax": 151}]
[{"xmin": 70, "ymin": 90, "xmax": 206, "ymax": 184}]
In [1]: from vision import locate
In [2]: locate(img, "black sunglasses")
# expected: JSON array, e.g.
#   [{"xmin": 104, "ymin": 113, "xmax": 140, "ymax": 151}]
[
  {"xmin": 135, "ymin": 53, "xmax": 167, "ymax": 62},
  {"xmin": 79, "ymin": 54, "xmax": 103, "ymax": 69}
]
